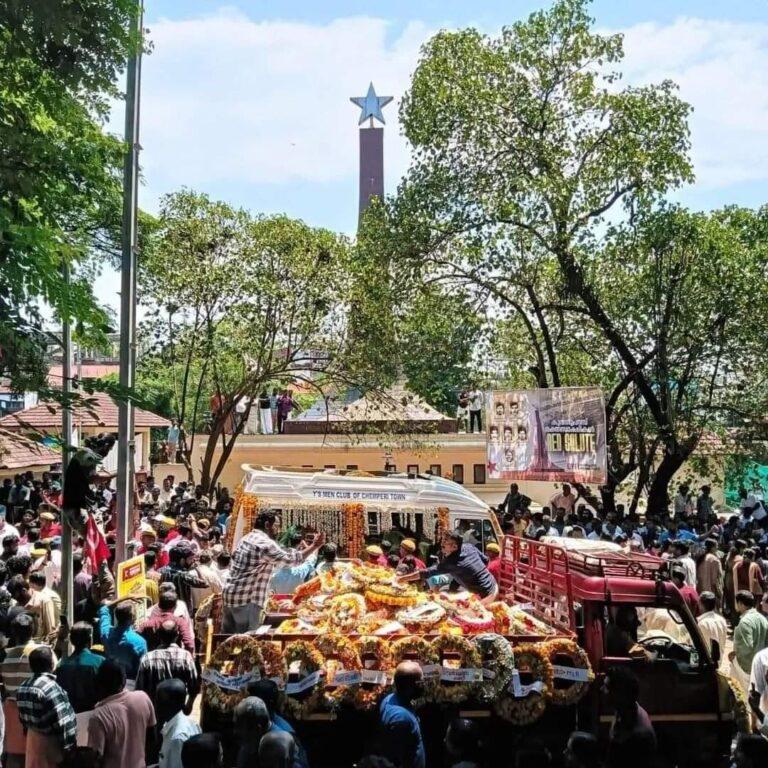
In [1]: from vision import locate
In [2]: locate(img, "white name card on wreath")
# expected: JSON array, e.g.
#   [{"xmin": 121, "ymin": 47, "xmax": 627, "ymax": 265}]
[
  {"xmin": 552, "ymin": 664, "xmax": 591, "ymax": 683},
  {"xmin": 421, "ymin": 664, "xmax": 441, "ymax": 680},
  {"xmin": 509, "ymin": 670, "xmax": 545, "ymax": 698},
  {"xmin": 440, "ymin": 668, "xmax": 483, "ymax": 683},
  {"xmin": 332, "ymin": 670, "xmax": 363, "ymax": 686},
  {"xmin": 285, "ymin": 670, "xmax": 322, "ymax": 695},
  {"xmin": 201, "ymin": 669, "xmax": 259, "ymax": 691},
  {"xmin": 360, "ymin": 670, "xmax": 389, "ymax": 685}
]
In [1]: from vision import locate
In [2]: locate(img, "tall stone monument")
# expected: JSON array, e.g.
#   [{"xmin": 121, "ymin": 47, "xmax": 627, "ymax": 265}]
[{"xmin": 350, "ymin": 83, "xmax": 393, "ymax": 221}]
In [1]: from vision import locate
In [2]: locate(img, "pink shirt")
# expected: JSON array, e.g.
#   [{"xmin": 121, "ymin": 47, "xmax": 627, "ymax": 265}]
[{"xmin": 88, "ymin": 690, "xmax": 156, "ymax": 768}]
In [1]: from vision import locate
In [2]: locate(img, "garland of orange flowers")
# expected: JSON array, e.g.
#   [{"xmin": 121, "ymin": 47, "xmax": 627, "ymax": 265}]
[
  {"xmin": 340, "ymin": 503, "xmax": 364, "ymax": 559},
  {"xmin": 365, "ymin": 583, "xmax": 425, "ymax": 609},
  {"xmin": 544, "ymin": 639, "xmax": 594, "ymax": 706},
  {"xmin": 225, "ymin": 486, "xmax": 260, "ymax": 550},
  {"xmin": 430, "ymin": 635, "xmax": 482, "ymax": 705},
  {"xmin": 436, "ymin": 507, "xmax": 450, "ymax": 539},
  {"xmin": 281, "ymin": 640, "xmax": 325, "ymax": 720},
  {"xmin": 292, "ymin": 576, "xmax": 321, "ymax": 603}
]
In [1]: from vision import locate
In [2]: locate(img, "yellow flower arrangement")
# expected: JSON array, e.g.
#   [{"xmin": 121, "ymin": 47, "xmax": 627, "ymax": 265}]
[
  {"xmin": 430, "ymin": 635, "xmax": 483, "ymax": 705},
  {"xmin": 315, "ymin": 633, "xmax": 362, "ymax": 710},
  {"xmin": 327, "ymin": 593, "xmax": 367, "ymax": 633},
  {"xmin": 281, "ymin": 640, "xmax": 325, "ymax": 720},
  {"xmin": 493, "ymin": 643, "xmax": 553, "ymax": 725},
  {"xmin": 544, "ymin": 639, "xmax": 594, "ymax": 706},
  {"xmin": 202, "ymin": 634, "xmax": 265, "ymax": 712},
  {"xmin": 353, "ymin": 637, "xmax": 393, "ymax": 710}
]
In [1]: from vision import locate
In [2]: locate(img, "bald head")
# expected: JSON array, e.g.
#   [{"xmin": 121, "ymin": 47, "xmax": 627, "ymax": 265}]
[
  {"xmin": 393, "ymin": 660, "xmax": 424, "ymax": 703},
  {"xmin": 233, "ymin": 696, "xmax": 271, "ymax": 742},
  {"xmin": 158, "ymin": 619, "xmax": 180, "ymax": 647},
  {"xmin": 258, "ymin": 731, "xmax": 295, "ymax": 768}
]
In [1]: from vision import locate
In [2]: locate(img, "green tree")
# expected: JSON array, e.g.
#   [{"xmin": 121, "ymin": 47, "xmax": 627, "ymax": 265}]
[
  {"xmin": 0, "ymin": 1, "xmax": 141, "ymax": 392},
  {"xmin": 138, "ymin": 190, "xmax": 356, "ymax": 492},
  {"xmin": 362, "ymin": 0, "xmax": 768, "ymax": 510}
]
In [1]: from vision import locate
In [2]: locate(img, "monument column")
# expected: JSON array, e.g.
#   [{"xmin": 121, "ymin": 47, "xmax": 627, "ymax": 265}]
[{"xmin": 350, "ymin": 83, "xmax": 393, "ymax": 222}]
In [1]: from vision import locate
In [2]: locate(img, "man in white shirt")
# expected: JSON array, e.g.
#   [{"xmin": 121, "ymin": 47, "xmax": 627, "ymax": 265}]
[
  {"xmin": 697, "ymin": 591, "xmax": 728, "ymax": 671},
  {"xmin": 156, "ymin": 679, "xmax": 200, "ymax": 768},
  {"xmin": 670, "ymin": 541, "xmax": 697, "ymax": 588},
  {"xmin": 550, "ymin": 484, "xmax": 577, "ymax": 515},
  {"xmin": 467, "ymin": 389, "xmax": 484, "ymax": 433},
  {"xmin": 749, "ymin": 594, "xmax": 768, "ymax": 715}
]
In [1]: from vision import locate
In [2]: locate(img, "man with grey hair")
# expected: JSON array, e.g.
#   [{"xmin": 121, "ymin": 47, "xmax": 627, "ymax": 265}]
[
  {"xmin": 233, "ymin": 696, "xmax": 271, "ymax": 768},
  {"xmin": 259, "ymin": 731, "xmax": 295, "ymax": 768}
]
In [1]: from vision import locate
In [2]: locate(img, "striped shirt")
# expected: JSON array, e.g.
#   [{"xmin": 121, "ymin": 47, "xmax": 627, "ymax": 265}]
[
  {"xmin": 17, "ymin": 672, "xmax": 77, "ymax": 750},
  {"xmin": 223, "ymin": 531, "xmax": 304, "ymax": 608},
  {"xmin": 0, "ymin": 642, "xmax": 53, "ymax": 700},
  {"xmin": 135, "ymin": 644, "xmax": 198, "ymax": 701}
]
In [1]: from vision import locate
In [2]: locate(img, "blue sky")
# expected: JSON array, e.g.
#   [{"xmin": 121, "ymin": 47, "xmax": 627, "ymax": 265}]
[{"xmin": 95, "ymin": 1, "xmax": 768, "ymax": 308}]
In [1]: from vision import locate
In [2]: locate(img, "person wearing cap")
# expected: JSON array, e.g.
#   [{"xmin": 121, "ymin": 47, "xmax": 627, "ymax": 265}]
[
  {"xmin": 365, "ymin": 545, "xmax": 388, "ymax": 568},
  {"xmin": 137, "ymin": 525, "xmax": 169, "ymax": 569},
  {"xmin": 398, "ymin": 539, "xmax": 426, "ymax": 570},
  {"xmin": 485, "ymin": 542, "xmax": 501, "ymax": 582},
  {"xmin": 38, "ymin": 510, "xmax": 61, "ymax": 540}
]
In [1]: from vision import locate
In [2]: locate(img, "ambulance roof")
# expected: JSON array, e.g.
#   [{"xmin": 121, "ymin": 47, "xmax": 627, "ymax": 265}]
[{"xmin": 241, "ymin": 465, "xmax": 489, "ymax": 514}]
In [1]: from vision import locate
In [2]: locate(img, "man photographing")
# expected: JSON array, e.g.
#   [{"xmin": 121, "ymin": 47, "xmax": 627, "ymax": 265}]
[{"xmin": 222, "ymin": 513, "xmax": 325, "ymax": 632}]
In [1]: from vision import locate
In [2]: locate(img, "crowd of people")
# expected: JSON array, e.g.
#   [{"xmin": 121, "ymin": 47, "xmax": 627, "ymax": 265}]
[{"xmin": 1, "ymin": 467, "xmax": 768, "ymax": 766}]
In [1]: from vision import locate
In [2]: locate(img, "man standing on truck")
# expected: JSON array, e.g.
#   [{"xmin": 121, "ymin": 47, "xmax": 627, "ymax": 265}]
[
  {"xmin": 397, "ymin": 531, "xmax": 498, "ymax": 604},
  {"xmin": 222, "ymin": 513, "xmax": 325, "ymax": 633}
]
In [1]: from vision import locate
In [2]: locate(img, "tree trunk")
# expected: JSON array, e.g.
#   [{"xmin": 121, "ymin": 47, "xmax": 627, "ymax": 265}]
[{"xmin": 646, "ymin": 449, "xmax": 690, "ymax": 516}]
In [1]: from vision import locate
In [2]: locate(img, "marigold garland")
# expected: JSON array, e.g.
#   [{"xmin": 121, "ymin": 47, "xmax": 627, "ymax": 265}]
[
  {"xmin": 493, "ymin": 643, "xmax": 553, "ymax": 725},
  {"xmin": 353, "ymin": 637, "xmax": 393, "ymax": 710},
  {"xmin": 430, "ymin": 635, "xmax": 482, "ymax": 705},
  {"xmin": 315, "ymin": 633, "xmax": 362, "ymax": 709},
  {"xmin": 281, "ymin": 640, "xmax": 325, "ymax": 720},
  {"xmin": 396, "ymin": 602, "xmax": 446, "ymax": 632},
  {"xmin": 545, "ymin": 639, "xmax": 594, "ymax": 706},
  {"xmin": 340, "ymin": 503, "xmax": 365, "ymax": 559},
  {"xmin": 202, "ymin": 634, "xmax": 265, "ymax": 712},
  {"xmin": 327, "ymin": 593, "xmax": 367, "ymax": 633},
  {"xmin": 473, "ymin": 634, "xmax": 515, "ymax": 703},
  {"xmin": 292, "ymin": 576, "xmax": 321, "ymax": 603},
  {"xmin": 718, "ymin": 671, "xmax": 752, "ymax": 734},
  {"xmin": 365, "ymin": 583, "xmax": 425, "ymax": 609},
  {"xmin": 436, "ymin": 507, "xmax": 450, "ymax": 538}
]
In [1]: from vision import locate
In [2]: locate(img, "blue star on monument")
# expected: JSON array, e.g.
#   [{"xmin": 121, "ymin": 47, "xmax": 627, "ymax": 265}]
[{"xmin": 350, "ymin": 82, "xmax": 393, "ymax": 126}]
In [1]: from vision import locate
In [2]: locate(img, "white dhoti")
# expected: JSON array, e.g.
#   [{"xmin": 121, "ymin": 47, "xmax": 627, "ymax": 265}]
[
  {"xmin": 730, "ymin": 657, "xmax": 751, "ymax": 698},
  {"xmin": 259, "ymin": 407, "xmax": 273, "ymax": 434}
]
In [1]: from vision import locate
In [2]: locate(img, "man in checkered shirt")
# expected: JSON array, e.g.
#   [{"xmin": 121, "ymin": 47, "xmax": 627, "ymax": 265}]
[
  {"xmin": 17, "ymin": 646, "xmax": 76, "ymax": 766},
  {"xmin": 223, "ymin": 512, "xmax": 325, "ymax": 632}
]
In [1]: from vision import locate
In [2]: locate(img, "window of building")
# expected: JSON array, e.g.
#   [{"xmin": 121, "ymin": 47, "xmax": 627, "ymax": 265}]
[
  {"xmin": 407, "ymin": 464, "xmax": 419, "ymax": 476},
  {"xmin": 452, "ymin": 464, "xmax": 464, "ymax": 484},
  {"xmin": 346, "ymin": 464, "xmax": 359, "ymax": 470},
  {"xmin": 429, "ymin": 464, "xmax": 442, "ymax": 476},
  {"xmin": 324, "ymin": 464, "xmax": 336, "ymax": 469},
  {"xmin": 473, "ymin": 464, "xmax": 486, "ymax": 484}
]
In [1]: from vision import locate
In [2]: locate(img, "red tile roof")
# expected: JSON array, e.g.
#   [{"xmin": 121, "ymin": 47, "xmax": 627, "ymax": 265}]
[
  {"xmin": 0, "ymin": 429, "xmax": 60, "ymax": 470},
  {"xmin": 0, "ymin": 392, "xmax": 170, "ymax": 431},
  {"xmin": 47, "ymin": 364, "xmax": 120, "ymax": 385}
]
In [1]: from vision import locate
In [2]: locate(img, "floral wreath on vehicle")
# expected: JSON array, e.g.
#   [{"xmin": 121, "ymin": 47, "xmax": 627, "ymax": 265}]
[
  {"xmin": 472, "ymin": 634, "xmax": 515, "ymax": 703},
  {"xmin": 327, "ymin": 593, "xmax": 367, "ymax": 633},
  {"xmin": 493, "ymin": 643, "xmax": 553, "ymax": 726},
  {"xmin": 314, "ymin": 633, "xmax": 363, "ymax": 710},
  {"xmin": 281, "ymin": 640, "xmax": 325, "ymax": 720},
  {"xmin": 430, "ymin": 635, "xmax": 483, "ymax": 705},
  {"xmin": 353, "ymin": 636, "xmax": 393, "ymax": 711},
  {"xmin": 203, "ymin": 634, "xmax": 265, "ymax": 712},
  {"xmin": 544, "ymin": 639, "xmax": 594, "ymax": 706}
]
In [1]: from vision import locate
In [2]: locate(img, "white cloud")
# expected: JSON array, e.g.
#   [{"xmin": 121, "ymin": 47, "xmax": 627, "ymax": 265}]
[
  {"xmin": 133, "ymin": 9, "xmax": 432, "ymax": 206},
  {"xmin": 618, "ymin": 17, "xmax": 768, "ymax": 189},
  {"xmin": 127, "ymin": 9, "xmax": 768, "ymax": 216}
]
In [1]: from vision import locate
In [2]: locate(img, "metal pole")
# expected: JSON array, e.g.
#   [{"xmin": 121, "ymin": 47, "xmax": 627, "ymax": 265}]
[
  {"xmin": 59, "ymin": 263, "xmax": 74, "ymax": 628},
  {"xmin": 116, "ymin": 0, "xmax": 144, "ymax": 563}
]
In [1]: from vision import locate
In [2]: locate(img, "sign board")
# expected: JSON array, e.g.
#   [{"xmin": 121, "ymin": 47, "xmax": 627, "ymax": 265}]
[
  {"xmin": 486, "ymin": 387, "xmax": 606, "ymax": 483},
  {"xmin": 116, "ymin": 555, "xmax": 147, "ymax": 601}
]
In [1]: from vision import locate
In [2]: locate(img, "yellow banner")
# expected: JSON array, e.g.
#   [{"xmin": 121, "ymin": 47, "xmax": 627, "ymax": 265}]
[{"xmin": 116, "ymin": 555, "xmax": 147, "ymax": 601}]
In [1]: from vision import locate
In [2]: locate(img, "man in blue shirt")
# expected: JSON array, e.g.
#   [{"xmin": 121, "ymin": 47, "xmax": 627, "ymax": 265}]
[
  {"xmin": 378, "ymin": 661, "xmax": 426, "ymax": 768},
  {"xmin": 247, "ymin": 678, "xmax": 309, "ymax": 768},
  {"xmin": 98, "ymin": 600, "xmax": 147, "ymax": 682},
  {"xmin": 399, "ymin": 531, "xmax": 498, "ymax": 603}
]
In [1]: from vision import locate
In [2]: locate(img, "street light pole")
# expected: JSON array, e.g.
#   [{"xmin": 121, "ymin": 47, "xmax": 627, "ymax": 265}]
[
  {"xmin": 116, "ymin": 0, "xmax": 144, "ymax": 563},
  {"xmin": 60, "ymin": 263, "xmax": 74, "ymax": 629}
]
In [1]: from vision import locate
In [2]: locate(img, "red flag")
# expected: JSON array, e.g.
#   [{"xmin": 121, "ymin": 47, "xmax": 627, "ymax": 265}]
[{"xmin": 85, "ymin": 514, "xmax": 110, "ymax": 571}]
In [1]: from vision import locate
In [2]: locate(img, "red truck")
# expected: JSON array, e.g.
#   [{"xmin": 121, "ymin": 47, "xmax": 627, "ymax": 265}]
[{"xmin": 499, "ymin": 536, "xmax": 737, "ymax": 767}]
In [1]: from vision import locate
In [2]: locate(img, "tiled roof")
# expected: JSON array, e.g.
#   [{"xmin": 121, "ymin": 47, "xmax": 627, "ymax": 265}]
[
  {"xmin": 47, "ymin": 364, "xmax": 120, "ymax": 385},
  {"xmin": 0, "ymin": 429, "xmax": 60, "ymax": 470},
  {"xmin": 0, "ymin": 392, "xmax": 170, "ymax": 431}
]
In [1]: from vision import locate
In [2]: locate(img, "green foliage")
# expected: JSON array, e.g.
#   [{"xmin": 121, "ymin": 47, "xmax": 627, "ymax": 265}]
[
  {"xmin": 0, "ymin": 1, "xmax": 140, "ymax": 392},
  {"xmin": 138, "ymin": 189, "xmax": 354, "ymax": 489}
]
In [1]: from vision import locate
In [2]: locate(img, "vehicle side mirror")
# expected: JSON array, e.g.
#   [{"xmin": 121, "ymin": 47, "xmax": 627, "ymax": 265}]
[{"xmin": 710, "ymin": 639, "xmax": 721, "ymax": 667}]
